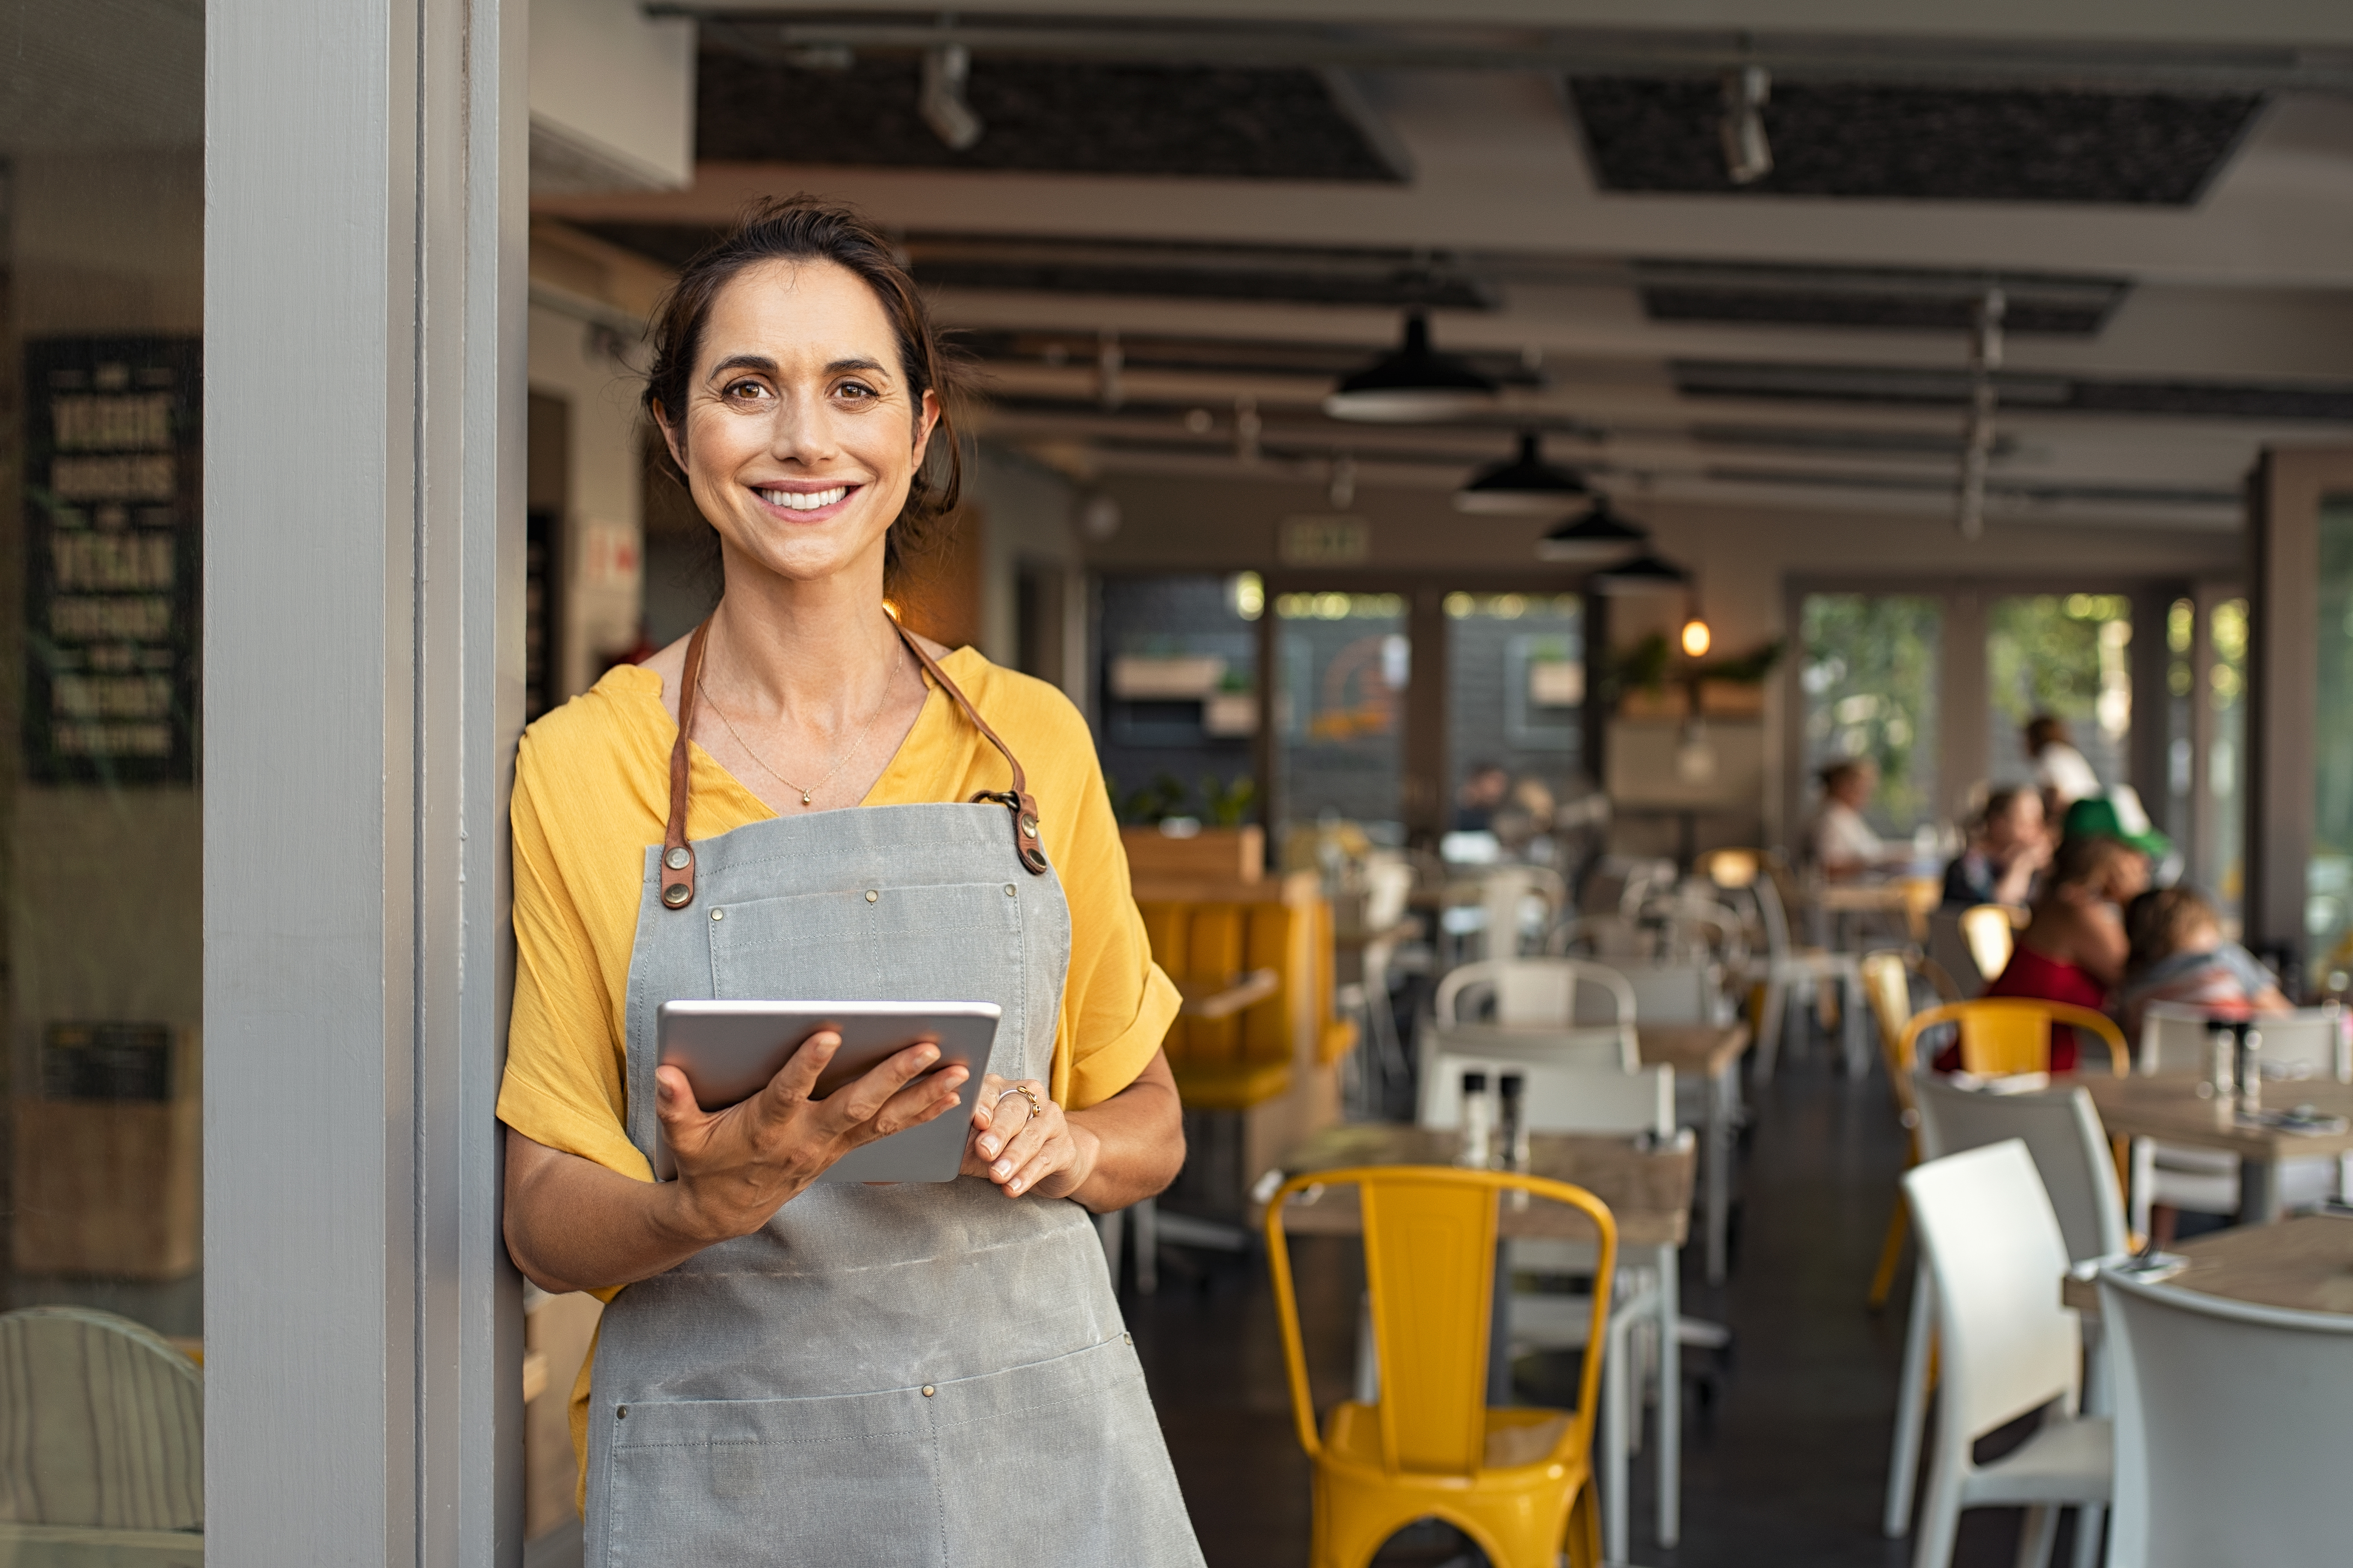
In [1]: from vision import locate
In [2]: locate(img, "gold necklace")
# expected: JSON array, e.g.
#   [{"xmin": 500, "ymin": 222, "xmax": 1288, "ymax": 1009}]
[{"xmin": 696, "ymin": 655, "xmax": 904, "ymax": 808}]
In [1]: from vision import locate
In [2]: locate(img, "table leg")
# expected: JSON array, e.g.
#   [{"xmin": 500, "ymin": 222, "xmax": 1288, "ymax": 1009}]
[
  {"xmin": 1657, "ymin": 1241, "xmax": 1681, "ymax": 1548},
  {"xmin": 2237, "ymin": 1156, "xmax": 2284, "ymax": 1226},
  {"xmin": 1706, "ymin": 1065, "xmax": 1733, "ymax": 1284},
  {"xmin": 1843, "ymin": 973, "xmax": 1873, "ymax": 1079}
]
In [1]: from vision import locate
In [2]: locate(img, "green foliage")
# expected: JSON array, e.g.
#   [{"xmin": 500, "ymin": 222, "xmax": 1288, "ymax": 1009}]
[
  {"xmin": 1200, "ymin": 774, "xmax": 1257, "ymax": 828},
  {"xmin": 1986, "ymin": 593, "xmax": 2130, "ymax": 729},
  {"xmin": 1801, "ymin": 595, "xmax": 1939, "ymax": 830},
  {"xmin": 1105, "ymin": 770, "xmax": 1258, "ymax": 827}
]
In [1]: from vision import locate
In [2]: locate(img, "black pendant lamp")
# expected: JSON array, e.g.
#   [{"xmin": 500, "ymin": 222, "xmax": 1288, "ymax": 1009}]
[
  {"xmin": 1456, "ymin": 432, "xmax": 1591, "ymax": 514},
  {"xmin": 1536, "ymin": 494, "xmax": 1650, "ymax": 562},
  {"xmin": 1322, "ymin": 311, "xmax": 1499, "ymax": 423},
  {"xmin": 1591, "ymin": 549, "xmax": 1694, "ymax": 594}
]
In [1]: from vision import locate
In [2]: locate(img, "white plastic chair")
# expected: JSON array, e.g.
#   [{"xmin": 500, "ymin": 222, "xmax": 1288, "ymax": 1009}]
[
  {"xmin": 1431, "ymin": 957, "xmax": 1639, "ymax": 1071},
  {"xmin": 1927, "ymin": 909, "xmax": 1986, "ymax": 996},
  {"xmin": 1902, "ymin": 1141, "xmax": 2112, "ymax": 1568},
  {"xmin": 2131, "ymin": 1004, "xmax": 2346, "ymax": 1230},
  {"xmin": 1708, "ymin": 849, "xmax": 1864, "ymax": 1079},
  {"xmin": 1418, "ymin": 1053, "xmax": 1679, "ymax": 1564},
  {"xmin": 2099, "ymin": 1267, "xmax": 2353, "ymax": 1568},
  {"xmin": 1477, "ymin": 864, "xmax": 1566, "ymax": 961},
  {"xmin": 1889, "ymin": 1081, "xmax": 2127, "ymax": 1556},
  {"xmin": 0, "ymin": 1306, "xmax": 204, "ymax": 1563}
]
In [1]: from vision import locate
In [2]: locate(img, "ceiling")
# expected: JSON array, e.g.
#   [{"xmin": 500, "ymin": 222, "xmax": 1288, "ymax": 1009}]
[{"xmin": 537, "ymin": 3, "xmax": 2353, "ymax": 538}]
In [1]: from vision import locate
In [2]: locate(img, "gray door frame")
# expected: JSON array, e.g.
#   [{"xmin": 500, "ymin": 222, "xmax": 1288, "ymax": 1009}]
[{"xmin": 204, "ymin": 0, "xmax": 526, "ymax": 1563}]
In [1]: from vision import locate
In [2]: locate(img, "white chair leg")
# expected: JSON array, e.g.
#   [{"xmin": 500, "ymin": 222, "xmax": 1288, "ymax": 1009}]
[
  {"xmin": 1755, "ymin": 972, "xmax": 1787, "ymax": 1081},
  {"xmin": 2129, "ymin": 1138, "xmax": 2154, "ymax": 1242},
  {"xmin": 2013, "ymin": 1504, "xmax": 2059, "ymax": 1568},
  {"xmin": 1603, "ymin": 1308, "xmax": 1631, "ymax": 1567},
  {"xmin": 1910, "ymin": 1443, "xmax": 1965, "ymax": 1568},
  {"xmin": 2069, "ymin": 1505, "xmax": 2105, "ymax": 1568},
  {"xmin": 1884, "ymin": 1265, "xmax": 1935, "ymax": 1536},
  {"xmin": 1132, "ymin": 1196, "xmax": 1159, "ymax": 1296},
  {"xmin": 1657, "ymin": 1242, "xmax": 1681, "ymax": 1548}
]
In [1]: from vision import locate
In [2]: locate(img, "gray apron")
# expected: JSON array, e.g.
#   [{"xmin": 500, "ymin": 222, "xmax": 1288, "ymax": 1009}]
[{"xmin": 583, "ymin": 622, "xmax": 1202, "ymax": 1568}]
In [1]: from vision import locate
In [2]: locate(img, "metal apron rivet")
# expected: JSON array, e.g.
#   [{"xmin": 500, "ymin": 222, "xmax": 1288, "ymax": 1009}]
[
  {"xmin": 663, "ymin": 846, "xmax": 690, "ymax": 871},
  {"xmin": 616, "ymin": 1405, "xmax": 627, "ymax": 1420},
  {"xmin": 1123, "ymin": 1333, "xmax": 1132, "ymax": 1346},
  {"xmin": 921, "ymin": 1385, "xmax": 935, "ymax": 1397},
  {"xmin": 865, "ymin": 889, "xmax": 879, "ymax": 903},
  {"xmin": 661, "ymin": 884, "xmax": 690, "ymax": 908},
  {"xmin": 711, "ymin": 907, "xmax": 724, "ymax": 921},
  {"xmin": 1021, "ymin": 815, "xmax": 1040, "ymax": 839},
  {"xmin": 1004, "ymin": 883, "xmax": 1016, "ymax": 897}
]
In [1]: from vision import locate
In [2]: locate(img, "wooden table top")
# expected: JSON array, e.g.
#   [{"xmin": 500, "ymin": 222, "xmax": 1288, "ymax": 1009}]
[
  {"xmin": 2063, "ymin": 1213, "xmax": 2353, "ymax": 1318},
  {"xmin": 2080, "ymin": 1072, "xmax": 2353, "ymax": 1160},
  {"xmin": 1271, "ymin": 1123, "xmax": 1695, "ymax": 1248},
  {"xmin": 1431, "ymin": 1021, "xmax": 1752, "ymax": 1080}
]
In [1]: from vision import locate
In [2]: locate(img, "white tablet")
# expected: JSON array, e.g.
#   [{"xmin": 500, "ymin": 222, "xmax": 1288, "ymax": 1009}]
[{"xmin": 652, "ymin": 999, "xmax": 1001, "ymax": 1184}]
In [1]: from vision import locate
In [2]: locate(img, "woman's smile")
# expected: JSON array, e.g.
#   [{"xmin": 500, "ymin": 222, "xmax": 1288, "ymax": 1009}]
[{"xmin": 749, "ymin": 480, "xmax": 861, "ymax": 522}]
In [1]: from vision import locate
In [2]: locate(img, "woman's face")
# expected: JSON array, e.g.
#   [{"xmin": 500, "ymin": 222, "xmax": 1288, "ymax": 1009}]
[
  {"xmin": 1988, "ymin": 794, "xmax": 2044, "ymax": 852},
  {"xmin": 2105, "ymin": 851, "xmax": 2152, "ymax": 904},
  {"xmin": 663, "ymin": 258, "xmax": 938, "ymax": 589}
]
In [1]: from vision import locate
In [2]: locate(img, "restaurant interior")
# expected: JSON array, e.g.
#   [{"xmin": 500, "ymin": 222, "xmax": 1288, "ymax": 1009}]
[{"xmin": 8, "ymin": 1, "xmax": 2353, "ymax": 1566}]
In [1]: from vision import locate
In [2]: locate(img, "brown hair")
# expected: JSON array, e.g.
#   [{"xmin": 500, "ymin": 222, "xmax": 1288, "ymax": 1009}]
[
  {"xmin": 2045, "ymin": 832, "xmax": 2133, "ymax": 897},
  {"xmin": 2125, "ymin": 886, "xmax": 2221, "ymax": 973},
  {"xmin": 1818, "ymin": 759, "xmax": 1871, "ymax": 792},
  {"xmin": 640, "ymin": 195, "xmax": 965, "ymax": 584},
  {"xmin": 2024, "ymin": 713, "xmax": 2069, "ymax": 752}
]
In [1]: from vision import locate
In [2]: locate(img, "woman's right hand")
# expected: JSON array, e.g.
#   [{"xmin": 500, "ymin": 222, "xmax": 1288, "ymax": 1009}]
[{"xmin": 654, "ymin": 1032, "xmax": 968, "ymax": 1244}]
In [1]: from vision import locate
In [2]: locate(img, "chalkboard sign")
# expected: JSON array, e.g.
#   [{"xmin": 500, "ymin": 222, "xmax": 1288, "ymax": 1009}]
[{"xmin": 22, "ymin": 337, "xmax": 202, "ymax": 784}]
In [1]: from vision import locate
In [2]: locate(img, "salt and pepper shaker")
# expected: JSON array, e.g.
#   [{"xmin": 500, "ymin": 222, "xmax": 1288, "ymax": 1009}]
[
  {"xmin": 1498, "ymin": 1072, "xmax": 1530, "ymax": 1209},
  {"xmin": 2208, "ymin": 1023, "xmax": 2236, "ymax": 1097},
  {"xmin": 1457, "ymin": 1070, "xmax": 1493, "ymax": 1170},
  {"xmin": 2237, "ymin": 1024, "xmax": 2264, "ymax": 1116}
]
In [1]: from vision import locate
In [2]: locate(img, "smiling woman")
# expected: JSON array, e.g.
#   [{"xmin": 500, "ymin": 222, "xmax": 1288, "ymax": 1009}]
[{"xmin": 496, "ymin": 198, "xmax": 1203, "ymax": 1565}]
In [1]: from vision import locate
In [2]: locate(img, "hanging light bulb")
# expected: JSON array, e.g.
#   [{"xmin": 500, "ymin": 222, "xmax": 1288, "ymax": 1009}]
[
  {"xmin": 920, "ymin": 43, "xmax": 984, "ymax": 151},
  {"xmin": 1323, "ymin": 311, "xmax": 1499, "ymax": 423},
  {"xmin": 1681, "ymin": 616, "xmax": 1713, "ymax": 658},
  {"xmin": 1455, "ymin": 432, "xmax": 1590, "ymax": 514}
]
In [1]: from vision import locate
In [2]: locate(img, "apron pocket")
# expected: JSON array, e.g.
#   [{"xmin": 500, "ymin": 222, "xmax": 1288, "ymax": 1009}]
[{"xmin": 602, "ymin": 1387, "xmax": 946, "ymax": 1568}]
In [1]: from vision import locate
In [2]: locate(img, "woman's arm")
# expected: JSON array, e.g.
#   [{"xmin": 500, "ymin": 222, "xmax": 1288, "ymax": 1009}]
[
  {"xmin": 961, "ymin": 1050, "xmax": 1185, "ymax": 1214},
  {"xmin": 503, "ymin": 1033, "xmax": 966, "ymax": 1294}
]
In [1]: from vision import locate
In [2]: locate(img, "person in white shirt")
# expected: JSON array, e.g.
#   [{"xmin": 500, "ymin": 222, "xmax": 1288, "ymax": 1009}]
[
  {"xmin": 2024, "ymin": 713, "xmax": 2101, "ymax": 810},
  {"xmin": 1805, "ymin": 759, "xmax": 1904, "ymax": 880}
]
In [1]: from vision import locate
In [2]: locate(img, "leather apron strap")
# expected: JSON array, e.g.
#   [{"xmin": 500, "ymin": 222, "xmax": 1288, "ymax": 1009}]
[{"xmin": 659, "ymin": 614, "xmax": 1048, "ymax": 911}]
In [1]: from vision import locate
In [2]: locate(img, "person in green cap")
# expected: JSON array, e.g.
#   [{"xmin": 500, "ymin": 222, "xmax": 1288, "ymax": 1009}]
[{"xmin": 2062, "ymin": 784, "xmax": 2178, "ymax": 881}]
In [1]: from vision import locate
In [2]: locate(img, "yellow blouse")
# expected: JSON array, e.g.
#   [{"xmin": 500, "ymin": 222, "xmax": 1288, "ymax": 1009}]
[{"xmin": 496, "ymin": 646, "xmax": 1178, "ymax": 1179}]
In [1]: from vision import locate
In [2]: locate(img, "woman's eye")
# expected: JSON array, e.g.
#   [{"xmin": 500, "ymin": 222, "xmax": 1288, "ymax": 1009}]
[
  {"xmin": 836, "ymin": 381, "xmax": 877, "ymax": 401},
  {"xmin": 724, "ymin": 379, "xmax": 771, "ymax": 401}
]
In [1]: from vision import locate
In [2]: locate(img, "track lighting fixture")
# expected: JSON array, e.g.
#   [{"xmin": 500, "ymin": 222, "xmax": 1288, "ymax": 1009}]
[
  {"xmin": 1720, "ymin": 66, "xmax": 1772, "ymax": 186},
  {"xmin": 920, "ymin": 43, "xmax": 984, "ymax": 151},
  {"xmin": 1957, "ymin": 288, "xmax": 2005, "ymax": 540}
]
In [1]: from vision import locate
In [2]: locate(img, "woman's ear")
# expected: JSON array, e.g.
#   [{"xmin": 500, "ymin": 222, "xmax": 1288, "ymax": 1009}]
[
  {"xmin": 912, "ymin": 387, "xmax": 941, "ymax": 454},
  {"xmin": 654, "ymin": 400, "xmax": 689, "ymax": 476}
]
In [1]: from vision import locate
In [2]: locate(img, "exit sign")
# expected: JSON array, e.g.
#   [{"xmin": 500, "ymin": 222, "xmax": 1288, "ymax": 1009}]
[{"xmin": 1279, "ymin": 515, "xmax": 1369, "ymax": 564}]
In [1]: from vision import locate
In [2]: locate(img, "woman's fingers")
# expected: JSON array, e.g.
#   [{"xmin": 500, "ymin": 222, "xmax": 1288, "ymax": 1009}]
[
  {"xmin": 862, "ymin": 1063, "xmax": 969, "ymax": 1138},
  {"xmin": 809, "ymin": 1039, "xmax": 945, "ymax": 1129},
  {"xmin": 763, "ymin": 1029, "xmax": 842, "ymax": 1103},
  {"xmin": 968, "ymin": 1073, "xmax": 1008, "ymax": 1133},
  {"xmin": 973, "ymin": 1081, "xmax": 1037, "ymax": 1161}
]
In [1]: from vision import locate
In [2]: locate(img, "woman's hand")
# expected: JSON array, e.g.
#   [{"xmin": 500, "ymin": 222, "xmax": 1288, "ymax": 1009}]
[
  {"xmin": 964, "ymin": 1075, "xmax": 1098, "ymax": 1200},
  {"xmin": 657, "ymin": 1032, "xmax": 969, "ymax": 1243}
]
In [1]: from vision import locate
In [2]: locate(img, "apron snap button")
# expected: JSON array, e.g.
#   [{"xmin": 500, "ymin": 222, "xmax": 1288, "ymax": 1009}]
[
  {"xmin": 661, "ymin": 884, "xmax": 690, "ymax": 908},
  {"xmin": 921, "ymin": 1385, "xmax": 936, "ymax": 1398},
  {"xmin": 1123, "ymin": 1333, "xmax": 1133, "ymax": 1346},
  {"xmin": 865, "ymin": 889, "xmax": 879, "ymax": 903},
  {"xmin": 663, "ymin": 846, "xmax": 690, "ymax": 871},
  {"xmin": 615, "ymin": 1405, "xmax": 627, "ymax": 1420},
  {"xmin": 710, "ymin": 908, "xmax": 724, "ymax": 921},
  {"xmin": 1004, "ymin": 883, "xmax": 1016, "ymax": 897}
]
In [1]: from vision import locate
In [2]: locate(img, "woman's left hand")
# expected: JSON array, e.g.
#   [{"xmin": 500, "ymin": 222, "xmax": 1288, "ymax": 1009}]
[{"xmin": 966, "ymin": 1074, "xmax": 1098, "ymax": 1199}]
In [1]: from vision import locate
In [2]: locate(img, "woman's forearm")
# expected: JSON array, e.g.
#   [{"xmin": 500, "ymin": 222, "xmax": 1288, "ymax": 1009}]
[
  {"xmin": 1063, "ymin": 1054, "xmax": 1186, "ymax": 1214},
  {"xmin": 504, "ymin": 1128, "xmax": 724, "ymax": 1294}
]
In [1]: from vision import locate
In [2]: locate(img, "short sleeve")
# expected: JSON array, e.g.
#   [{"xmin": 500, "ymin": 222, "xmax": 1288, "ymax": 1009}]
[
  {"xmin": 497, "ymin": 747, "xmax": 653, "ymax": 1182},
  {"xmin": 1040, "ymin": 719, "xmax": 1178, "ymax": 1112}
]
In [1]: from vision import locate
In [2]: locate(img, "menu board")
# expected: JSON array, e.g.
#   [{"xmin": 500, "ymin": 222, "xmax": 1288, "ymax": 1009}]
[{"xmin": 22, "ymin": 337, "xmax": 201, "ymax": 784}]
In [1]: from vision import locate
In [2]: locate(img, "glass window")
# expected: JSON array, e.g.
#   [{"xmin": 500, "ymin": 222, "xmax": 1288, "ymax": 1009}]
[
  {"xmin": 1096, "ymin": 573, "xmax": 1259, "ymax": 828},
  {"xmin": 0, "ymin": 0, "xmax": 207, "ymax": 1536},
  {"xmin": 1443, "ymin": 591, "xmax": 1583, "ymax": 827},
  {"xmin": 1799, "ymin": 594, "xmax": 1940, "ymax": 836},
  {"xmin": 1986, "ymin": 593, "xmax": 2133, "ymax": 793},
  {"xmin": 2310, "ymin": 500, "xmax": 2353, "ymax": 973},
  {"xmin": 2205, "ymin": 596, "xmax": 2248, "ymax": 922},
  {"xmin": 1274, "ymin": 590, "xmax": 1408, "ymax": 851}
]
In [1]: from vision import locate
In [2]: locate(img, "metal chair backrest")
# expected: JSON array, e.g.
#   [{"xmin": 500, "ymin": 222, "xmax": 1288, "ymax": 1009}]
[
  {"xmin": 1420, "ymin": 1055, "xmax": 1674, "ymax": 1138},
  {"xmin": 1599, "ymin": 960, "xmax": 1726, "ymax": 1026},
  {"xmin": 1265, "ymin": 1166, "xmax": 1617, "ymax": 1478},
  {"xmin": 1958, "ymin": 903, "xmax": 2016, "ymax": 982},
  {"xmin": 0, "ymin": 1306, "xmax": 204, "ymax": 1531},
  {"xmin": 1903, "ymin": 1141, "xmax": 2082, "ymax": 1441},
  {"xmin": 1913, "ymin": 1077, "xmax": 2128, "ymax": 1263},
  {"xmin": 1927, "ymin": 909, "xmax": 1986, "ymax": 995},
  {"xmin": 2249, "ymin": 1005, "xmax": 2346, "ymax": 1079},
  {"xmin": 1480, "ymin": 866, "xmax": 1566, "ymax": 961},
  {"xmin": 1435, "ymin": 957, "xmax": 1636, "ymax": 1032},
  {"xmin": 2101, "ymin": 1268, "xmax": 2353, "ymax": 1568},
  {"xmin": 2137, "ymin": 1000, "xmax": 2214, "ymax": 1074},
  {"xmin": 1363, "ymin": 855, "xmax": 1417, "ymax": 932},
  {"xmin": 1899, "ymin": 998, "xmax": 2129, "ymax": 1078}
]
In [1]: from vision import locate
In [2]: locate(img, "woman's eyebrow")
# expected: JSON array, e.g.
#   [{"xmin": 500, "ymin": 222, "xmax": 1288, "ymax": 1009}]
[
  {"xmin": 827, "ymin": 356, "xmax": 888, "ymax": 375},
  {"xmin": 707, "ymin": 353, "xmax": 778, "ymax": 378}
]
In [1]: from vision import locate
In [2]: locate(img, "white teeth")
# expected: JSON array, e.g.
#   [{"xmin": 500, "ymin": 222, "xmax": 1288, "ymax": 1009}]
[{"xmin": 761, "ymin": 486, "xmax": 848, "ymax": 511}]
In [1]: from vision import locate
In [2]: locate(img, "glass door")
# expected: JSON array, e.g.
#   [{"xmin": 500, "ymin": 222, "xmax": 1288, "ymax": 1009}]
[
  {"xmin": 1274, "ymin": 590, "xmax": 1408, "ymax": 857},
  {"xmin": 1986, "ymin": 592, "xmax": 2133, "ymax": 796},
  {"xmin": 1798, "ymin": 593, "xmax": 1942, "ymax": 837}
]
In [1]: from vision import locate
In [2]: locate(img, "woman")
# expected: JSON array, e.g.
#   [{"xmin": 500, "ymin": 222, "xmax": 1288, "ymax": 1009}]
[
  {"xmin": 497, "ymin": 199, "xmax": 1203, "ymax": 1566},
  {"xmin": 2024, "ymin": 713, "xmax": 2101, "ymax": 812},
  {"xmin": 1941, "ymin": 833, "xmax": 2149, "ymax": 1073},
  {"xmin": 1804, "ymin": 759, "xmax": 1904, "ymax": 880},
  {"xmin": 1939, "ymin": 785, "xmax": 2050, "ymax": 909},
  {"xmin": 2113, "ymin": 885, "xmax": 2288, "ymax": 1044}
]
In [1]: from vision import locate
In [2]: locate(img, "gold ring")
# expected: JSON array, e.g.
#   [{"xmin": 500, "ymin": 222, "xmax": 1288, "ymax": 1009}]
[{"xmin": 994, "ymin": 1083, "xmax": 1043, "ymax": 1120}]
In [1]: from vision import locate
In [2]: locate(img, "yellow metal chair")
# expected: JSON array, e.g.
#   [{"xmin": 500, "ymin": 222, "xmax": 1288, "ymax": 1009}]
[
  {"xmin": 1900, "ymin": 998, "xmax": 2128, "ymax": 1079},
  {"xmin": 1860, "ymin": 951, "xmax": 1926, "ymax": 1310},
  {"xmin": 1266, "ymin": 1166, "xmax": 1616, "ymax": 1568},
  {"xmin": 1957, "ymin": 903, "xmax": 2019, "ymax": 984}
]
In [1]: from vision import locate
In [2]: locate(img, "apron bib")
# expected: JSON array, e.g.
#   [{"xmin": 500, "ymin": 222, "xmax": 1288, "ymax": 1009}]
[{"xmin": 582, "ymin": 622, "xmax": 1202, "ymax": 1568}]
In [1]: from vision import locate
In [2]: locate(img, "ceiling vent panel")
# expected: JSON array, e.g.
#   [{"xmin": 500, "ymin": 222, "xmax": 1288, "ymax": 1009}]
[
  {"xmin": 1571, "ymin": 78, "xmax": 2261, "ymax": 204},
  {"xmin": 1635, "ymin": 261, "xmax": 2127, "ymax": 335},
  {"xmin": 1672, "ymin": 361, "xmax": 2353, "ymax": 422}
]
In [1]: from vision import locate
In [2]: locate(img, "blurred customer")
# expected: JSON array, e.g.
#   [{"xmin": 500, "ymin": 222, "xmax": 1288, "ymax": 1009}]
[
  {"xmin": 1940, "ymin": 786, "xmax": 2051, "ymax": 908},
  {"xmin": 1805, "ymin": 759, "xmax": 1906, "ymax": 880},
  {"xmin": 1492, "ymin": 774, "xmax": 1557, "ymax": 854},
  {"xmin": 2063, "ymin": 786, "xmax": 2180, "ymax": 886},
  {"xmin": 1454, "ymin": 761, "xmax": 1509, "ymax": 832},
  {"xmin": 2113, "ymin": 885, "xmax": 2288, "ymax": 1043},
  {"xmin": 1939, "ymin": 834, "xmax": 2149, "ymax": 1073},
  {"xmin": 2024, "ymin": 713, "xmax": 2100, "ymax": 811}
]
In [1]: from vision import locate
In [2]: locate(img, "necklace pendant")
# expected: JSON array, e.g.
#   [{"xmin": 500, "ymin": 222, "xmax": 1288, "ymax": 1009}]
[{"xmin": 800, "ymin": 791, "xmax": 813, "ymax": 806}]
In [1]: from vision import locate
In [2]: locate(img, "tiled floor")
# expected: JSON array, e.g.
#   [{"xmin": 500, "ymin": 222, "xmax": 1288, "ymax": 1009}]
[{"xmin": 1130, "ymin": 1034, "xmax": 2079, "ymax": 1568}]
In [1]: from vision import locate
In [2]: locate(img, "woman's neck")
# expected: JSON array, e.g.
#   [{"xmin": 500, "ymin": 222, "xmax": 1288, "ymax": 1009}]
[{"xmin": 704, "ymin": 543, "xmax": 907, "ymax": 724}]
